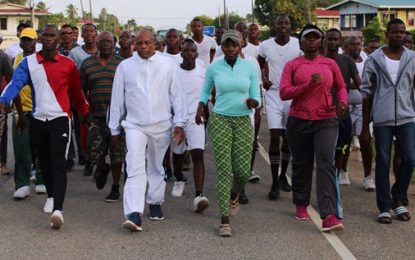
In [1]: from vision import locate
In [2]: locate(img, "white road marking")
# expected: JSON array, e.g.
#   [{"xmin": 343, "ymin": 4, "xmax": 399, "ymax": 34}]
[{"xmin": 258, "ymin": 142, "xmax": 357, "ymax": 260}]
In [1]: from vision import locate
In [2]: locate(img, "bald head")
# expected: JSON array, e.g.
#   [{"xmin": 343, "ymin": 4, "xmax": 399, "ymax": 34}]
[
  {"xmin": 135, "ymin": 28, "xmax": 156, "ymax": 59},
  {"xmin": 98, "ymin": 31, "xmax": 114, "ymax": 42},
  {"xmin": 97, "ymin": 31, "xmax": 115, "ymax": 57}
]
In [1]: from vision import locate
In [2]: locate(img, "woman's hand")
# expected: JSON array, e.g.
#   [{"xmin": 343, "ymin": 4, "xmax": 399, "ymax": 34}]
[
  {"xmin": 195, "ymin": 103, "xmax": 206, "ymax": 125},
  {"xmin": 336, "ymin": 101, "xmax": 347, "ymax": 116},
  {"xmin": 245, "ymin": 98, "xmax": 258, "ymax": 109}
]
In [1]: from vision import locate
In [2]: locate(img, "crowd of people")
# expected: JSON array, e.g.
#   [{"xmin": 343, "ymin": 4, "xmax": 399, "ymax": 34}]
[{"xmin": 0, "ymin": 15, "xmax": 414, "ymax": 237}]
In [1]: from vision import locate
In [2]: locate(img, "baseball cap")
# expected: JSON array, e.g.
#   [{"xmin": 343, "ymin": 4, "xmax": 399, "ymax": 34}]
[
  {"xmin": 20, "ymin": 28, "xmax": 37, "ymax": 39},
  {"xmin": 300, "ymin": 28, "xmax": 322, "ymax": 42},
  {"xmin": 221, "ymin": 29, "xmax": 241, "ymax": 45}
]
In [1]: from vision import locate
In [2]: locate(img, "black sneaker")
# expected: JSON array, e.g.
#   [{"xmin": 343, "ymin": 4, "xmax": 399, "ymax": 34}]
[
  {"xmin": 122, "ymin": 212, "xmax": 142, "ymax": 231},
  {"xmin": 83, "ymin": 161, "xmax": 93, "ymax": 176},
  {"xmin": 106, "ymin": 185, "xmax": 120, "ymax": 202},
  {"xmin": 149, "ymin": 204, "xmax": 164, "ymax": 221},
  {"xmin": 279, "ymin": 175, "xmax": 292, "ymax": 192},
  {"xmin": 95, "ymin": 164, "xmax": 111, "ymax": 190},
  {"xmin": 268, "ymin": 184, "xmax": 280, "ymax": 200},
  {"xmin": 66, "ymin": 158, "xmax": 75, "ymax": 172},
  {"xmin": 403, "ymin": 198, "xmax": 409, "ymax": 207},
  {"xmin": 239, "ymin": 190, "xmax": 249, "ymax": 204}
]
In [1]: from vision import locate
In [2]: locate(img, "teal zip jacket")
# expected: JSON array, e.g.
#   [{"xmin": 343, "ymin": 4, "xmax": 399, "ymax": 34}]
[{"xmin": 199, "ymin": 57, "xmax": 261, "ymax": 116}]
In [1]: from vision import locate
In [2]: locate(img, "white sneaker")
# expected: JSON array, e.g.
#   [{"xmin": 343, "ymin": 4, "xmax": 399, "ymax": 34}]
[
  {"xmin": 363, "ymin": 176, "xmax": 376, "ymax": 191},
  {"xmin": 338, "ymin": 170, "xmax": 351, "ymax": 185},
  {"xmin": 43, "ymin": 198, "xmax": 54, "ymax": 214},
  {"xmin": 35, "ymin": 184, "xmax": 46, "ymax": 194},
  {"xmin": 193, "ymin": 195, "xmax": 209, "ymax": 213},
  {"xmin": 13, "ymin": 186, "xmax": 30, "ymax": 200},
  {"xmin": 50, "ymin": 210, "xmax": 64, "ymax": 229},
  {"xmin": 171, "ymin": 181, "xmax": 185, "ymax": 197},
  {"xmin": 248, "ymin": 171, "xmax": 261, "ymax": 183}
]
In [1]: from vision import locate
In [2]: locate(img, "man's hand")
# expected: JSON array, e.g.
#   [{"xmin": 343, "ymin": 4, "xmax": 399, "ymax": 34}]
[
  {"xmin": 111, "ymin": 134, "xmax": 122, "ymax": 148},
  {"xmin": 336, "ymin": 101, "xmax": 347, "ymax": 116},
  {"xmin": 172, "ymin": 127, "xmax": 184, "ymax": 145},
  {"xmin": 263, "ymin": 78, "xmax": 273, "ymax": 90},
  {"xmin": 195, "ymin": 103, "xmax": 206, "ymax": 125},
  {"xmin": 245, "ymin": 98, "xmax": 258, "ymax": 109}
]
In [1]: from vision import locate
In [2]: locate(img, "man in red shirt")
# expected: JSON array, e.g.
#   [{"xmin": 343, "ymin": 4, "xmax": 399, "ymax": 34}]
[{"xmin": 0, "ymin": 25, "xmax": 89, "ymax": 230}]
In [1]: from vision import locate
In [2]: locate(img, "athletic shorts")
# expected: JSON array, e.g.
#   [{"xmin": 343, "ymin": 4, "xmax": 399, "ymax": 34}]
[
  {"xmin": 88, "ymin": 122, "xmax": 126, "ymax": 165},
  {"xmin": 336, "ymin": 117, "xmax": 353, "ymax": 153},
  {"xmin": 264, "ymin": 88, "xmax": 291, "ymax": 129},
  {"xmin": 172, "ymin": 114, "xmax": 205, "ymax": 154},
  {"xmin": 349, "ymin": 104, "xmax": 363, "ymax": 136}
]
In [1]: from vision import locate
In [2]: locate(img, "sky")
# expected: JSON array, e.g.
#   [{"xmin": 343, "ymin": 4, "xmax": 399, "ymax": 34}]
[{"xmin": 40, "ymin": 0, "xmax": 253, "ymax": 30}]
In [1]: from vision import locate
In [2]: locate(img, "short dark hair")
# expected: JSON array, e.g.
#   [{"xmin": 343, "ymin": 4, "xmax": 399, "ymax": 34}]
[
  {"xmin": 17, "ymin": 21, "xmax": 31, "ymax": 31},
  {"xmin": 71, "ymin": 26, "xmax": 79, "ymax": 31},
  {"xmin": 326, "ymin": 28, "xmax": 342, "ymax": 38},
  {"xmin": 191, "ymin": 18, "xmax": 203, "ymax": 25},
  {"xmin": 41, "ymin": 24, "xmax": 59, "ymax": 34},
  {"xmin": 364, "ymin": 38, "xmax": 380, "ymax": 47},
  {"xmin": 386, "ymin": 18, "xmax": 405, "ymax": 32},
  {"xmin": 82, "ymin": 23, "xmax": 97, "ymax": 32},
  {"xmin": 61, "ymin": 24, "xmax": 72, "ymax": 30}
]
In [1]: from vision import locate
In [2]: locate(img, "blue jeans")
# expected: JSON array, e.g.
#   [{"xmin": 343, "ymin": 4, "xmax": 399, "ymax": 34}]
[{"xmin": 373, "ymin": 122, "xmax": 415, "ymax": 212}]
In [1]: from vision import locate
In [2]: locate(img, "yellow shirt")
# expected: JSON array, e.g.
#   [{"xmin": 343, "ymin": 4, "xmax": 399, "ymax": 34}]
[{"xmin": 13, "ymin": 53, "xmax": 32, "ymax": 112}]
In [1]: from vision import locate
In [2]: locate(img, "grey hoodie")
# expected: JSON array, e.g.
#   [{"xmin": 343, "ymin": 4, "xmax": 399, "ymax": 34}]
[{"xmin": 360, "ymin": 47, "xmax": 415, "ymax": 126}]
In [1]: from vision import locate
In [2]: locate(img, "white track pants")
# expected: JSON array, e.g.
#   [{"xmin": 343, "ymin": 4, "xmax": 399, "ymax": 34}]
[{"xmin": 123, "ymin": 125, "xmax": 170, "ymax": 217}]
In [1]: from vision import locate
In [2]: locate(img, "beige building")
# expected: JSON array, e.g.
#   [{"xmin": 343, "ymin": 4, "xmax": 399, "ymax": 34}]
[
  {"xmin": 315, "ymin": 8, "xmax": 340, "ymax": 30},
  {"xmin": 0, "ymin": 3, "xmax": 48, "ymax": 49}
]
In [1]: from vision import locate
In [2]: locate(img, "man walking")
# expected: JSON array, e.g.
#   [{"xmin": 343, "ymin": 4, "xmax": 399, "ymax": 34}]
[
  {"xmin": 361, "ymin": 19, "xmax": 415, "ymax": 224},
  {"xmin": 109, "ymin": 29, "xmax": 186, "ymax": 232}
]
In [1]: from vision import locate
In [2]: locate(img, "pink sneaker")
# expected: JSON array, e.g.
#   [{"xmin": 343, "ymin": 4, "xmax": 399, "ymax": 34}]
[
  {"xmin": 322, "ymin": 214, "xmax": 344, "ymax": 232},
  {"xmin": 295, "ymin": 206, "xmax": 310, "ymax": 221}
]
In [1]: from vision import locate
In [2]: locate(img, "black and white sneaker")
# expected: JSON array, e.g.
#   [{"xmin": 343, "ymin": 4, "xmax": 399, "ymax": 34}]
[
  {"xmin": 122, "ymin": 212, "xmax": 142, "ymax": 231},
  {"xmin": 149, "ymin": 204, "xmax": 164, "ymax": 221},
  {"xmin": 105, "ymin": 185, "xmax": 120, "ymax": 202}
]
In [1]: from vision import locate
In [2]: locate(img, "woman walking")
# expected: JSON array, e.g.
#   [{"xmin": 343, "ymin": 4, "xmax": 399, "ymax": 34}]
[
  {"xmin": 280, "ymin": 24, "xmax": 347, "ymax": 232},
  {"xmin": 195, "ymin": 30, "xmax": 261, "ymax": 237}
]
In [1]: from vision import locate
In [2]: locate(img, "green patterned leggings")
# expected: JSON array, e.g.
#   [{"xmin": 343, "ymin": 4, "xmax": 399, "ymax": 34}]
[{"xmin": 208, "ymin": 113, "xmax": 253, "ymax": 216}]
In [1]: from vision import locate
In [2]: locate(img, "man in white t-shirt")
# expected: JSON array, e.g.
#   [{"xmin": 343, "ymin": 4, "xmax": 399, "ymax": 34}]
[
  {"xmin": 163, "ymin": 28, "xmax": 183, "ymax": 63},
  {"xmin": 258, "ymin": 15, "xmax": 302, "ymax": 200},
  {"xmin": 190, "ymin": 18, "xmax": 217, "ymax": 65},
  {"xmin": 170, "ymin": 39, "xmax": 209, "ymax": 213}
]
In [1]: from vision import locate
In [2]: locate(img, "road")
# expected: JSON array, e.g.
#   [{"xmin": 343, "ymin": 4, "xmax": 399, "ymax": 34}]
[{"xmin": 0, "ymin": 116, "xmax": 414, "ymax": 259}]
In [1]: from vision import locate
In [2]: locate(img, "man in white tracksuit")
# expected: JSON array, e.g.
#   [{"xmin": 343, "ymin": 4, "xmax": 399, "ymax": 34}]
[{"xmin": 109, "ymin": 29, "xmax": 186, "ymax": 232}]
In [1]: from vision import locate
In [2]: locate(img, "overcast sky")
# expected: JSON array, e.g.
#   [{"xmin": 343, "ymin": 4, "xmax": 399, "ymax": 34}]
[{"xmin": 40, "ymin": 0, "xmax": 253, "ymax": 30}]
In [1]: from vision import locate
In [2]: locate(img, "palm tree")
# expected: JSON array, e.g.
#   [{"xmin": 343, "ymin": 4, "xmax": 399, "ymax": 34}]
[
  {"xmin": 36, "ymin": 1, "xmax": 47, "ymax": 10},
  {"xmin": 65, "ymin": 4, "xmax": 78, "ymax": 20}
]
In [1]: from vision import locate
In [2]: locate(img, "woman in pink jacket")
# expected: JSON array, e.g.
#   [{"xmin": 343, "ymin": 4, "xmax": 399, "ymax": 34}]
[{"xmin": 280, "ymin": 24, "xmax": 348, "ymax": 232}]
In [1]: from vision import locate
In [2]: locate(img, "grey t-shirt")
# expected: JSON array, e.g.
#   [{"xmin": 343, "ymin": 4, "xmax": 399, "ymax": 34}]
[{"xmin": 69, "ymin": 45, "xmax": 97, "ymax": 70}]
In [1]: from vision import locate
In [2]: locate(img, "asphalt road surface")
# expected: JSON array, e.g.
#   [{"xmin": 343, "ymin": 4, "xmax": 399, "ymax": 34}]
[{"xmin": 0, "ymin": 116, "xmax": 414, "ymax": 259}]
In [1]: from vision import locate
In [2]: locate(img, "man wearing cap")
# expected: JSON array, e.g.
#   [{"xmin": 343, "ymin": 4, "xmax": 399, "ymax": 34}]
[
  {"xmin": 6, "ymin": 22, "xmax": 42, "ymax": 62},
  {"xmin": 0, "ymin": 25, "xmax": 89, "ymax": 230},
  {"xmin": 196, "ymin": 29, "xmax": 261, "ymax": 237},
  {"xmin": 11, "ymin": 28, "xmax": 46, "ymax": 199}
]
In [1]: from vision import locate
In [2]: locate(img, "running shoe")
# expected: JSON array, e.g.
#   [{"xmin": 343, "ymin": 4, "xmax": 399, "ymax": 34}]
[
  {"xmin": 122, "ymin": 212, "xmax": 142, "ymax": 231},
  {"xmin": 149, "ymin": 204, "xmax": 164, "ymax": 220},
  {"xmin": 322, "ymin": 214, "xmax": 344, "ymax": 232},
  {"xmin": 193, "ymin": 195, "xmax": 209, "ymax": 213}
]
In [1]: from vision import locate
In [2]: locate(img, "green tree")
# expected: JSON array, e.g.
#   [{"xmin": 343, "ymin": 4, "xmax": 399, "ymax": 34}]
[
  {"xmin": 0, "ymin": 0, "xmax": 27, "ymax": 5},
  {"xmin": 65, "ymin": 4, "xmax": 78, "ymax": 20},
  {"xmin": 36, "ymin": 1, "xmax": 46, "ymax": 10},
  {"xmin": 254, "ymin": 0, "xmax": 308, "ymax": 33},
  {"xmin": 315, "ymin": 0, "xmax": 338, "ymax": 7},
  {"xmin": 362, "ymin": 17, "xmax": 385, "ymax": 44},
  {"xmin": 213, "ymin": 12, "xmax": 246, "ymax": 29},
  {"xmin": 186, "ymin": 15, "xmax": 215, "ymax": 34}
]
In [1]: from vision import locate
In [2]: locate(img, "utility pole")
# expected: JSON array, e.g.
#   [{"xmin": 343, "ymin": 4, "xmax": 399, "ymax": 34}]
[
  {"xmin": 27, "ymin": 0, "xmax": 35, "ymax": 26},
  {"xmin": 251, "ymin": 0, "xmax": 255, "ymax": 23},
  {"xmin": 89, "ymin": 0, "xmax": 93, "ymax": 22},
  {"xmin": 80, "ymin": 0, "xmax": 85, "ymax": 20},
  {"xmin": 223, "ymin": 0, "xmax": 227, "ymax": 30},
  {"xmin": 307, "ymin": 0, "xmax": 312, "ymax": 23}
]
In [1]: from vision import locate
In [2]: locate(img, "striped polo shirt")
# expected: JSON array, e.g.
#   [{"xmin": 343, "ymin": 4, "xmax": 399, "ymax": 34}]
[{"xmin": 80, "ymin": 54, "xmax": 123, "ymax": 123}]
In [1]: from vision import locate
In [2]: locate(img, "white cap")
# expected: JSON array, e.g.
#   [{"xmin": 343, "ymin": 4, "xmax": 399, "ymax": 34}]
[{"xmin": 300, "ymin": 28, "xmax": 322, "ymax": 42}]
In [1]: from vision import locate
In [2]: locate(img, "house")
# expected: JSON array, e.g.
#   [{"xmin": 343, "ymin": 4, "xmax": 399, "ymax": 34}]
[
  {"xmin": 0, "ymin": 3, "xmax": 48, "ymax": 49},
  {"xmin": 315, "ymin": 8, "xmax": 340, "ymax": 30},
  {"xmin": 327, "ymin": 0, "xmax": 415, "ymax": 37}
]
